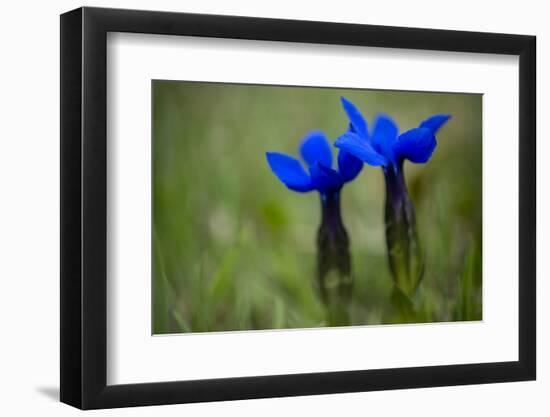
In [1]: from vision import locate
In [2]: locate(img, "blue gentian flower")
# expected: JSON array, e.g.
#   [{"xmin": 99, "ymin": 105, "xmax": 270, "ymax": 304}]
[
  {"xmin": 266, "ymin": 130, "xmax": 362, "ymax": 195},
  {"xmin": 335, "ymin": 97, "xmax": 450, "ymax": 169},
  {"xmin": 334, "ymin": 97, "xmax": 451, "ymax": 299},
  {"xmin": 266, "ymin": 131, "xmax": 359, "ymax": 325}
]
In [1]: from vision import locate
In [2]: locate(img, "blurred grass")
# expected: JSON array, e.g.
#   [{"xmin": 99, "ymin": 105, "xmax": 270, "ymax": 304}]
[{"xmin": 152, "ymin": 81, "xmax": 482, "ymax": 334}]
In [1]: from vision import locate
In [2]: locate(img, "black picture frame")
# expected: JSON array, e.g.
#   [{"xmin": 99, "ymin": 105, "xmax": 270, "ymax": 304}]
[{"xmin": 60, "ymin": 6, "xmax": 536, "ymax": 410}]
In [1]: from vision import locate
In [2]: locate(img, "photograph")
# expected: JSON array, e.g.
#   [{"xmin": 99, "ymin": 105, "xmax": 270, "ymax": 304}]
[{"xmin": 152, "ymin": 81, "xmax": 482, "ymax": 334}]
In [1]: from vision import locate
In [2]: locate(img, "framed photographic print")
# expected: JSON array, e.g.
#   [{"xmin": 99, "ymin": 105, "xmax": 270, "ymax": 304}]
[{"xmin": 60, "ymin": 6, "xmax": 536, "ymax": 409}]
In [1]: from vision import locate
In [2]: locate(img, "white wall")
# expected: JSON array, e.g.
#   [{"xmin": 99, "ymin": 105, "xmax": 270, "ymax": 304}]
[{"xmin": 0, "ymin": 0, "xmax": 545, "ymax": 415}]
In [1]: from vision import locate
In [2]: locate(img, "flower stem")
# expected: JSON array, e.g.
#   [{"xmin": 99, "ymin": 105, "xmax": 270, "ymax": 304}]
[
  {"xmin": 389, "ymin": 285, "xmax": 417, "ymax": 323},
  {"xmin": 317, "ymin": 190, "xmax": 352, "ymax": 326},
  {"xmin": 383, "ymin": 162, "xmax": 424, "ymax": 298}
]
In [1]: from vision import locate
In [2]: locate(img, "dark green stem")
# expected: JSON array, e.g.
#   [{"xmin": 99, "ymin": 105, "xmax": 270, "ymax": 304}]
[
  {"xmin": 389, "ymin": 286, "xmax": 417, "ymax": 323},
  {"xmin": 383, "ymin": 162, "xmax": 424, "ymax": 298},
  {"xmin": 317, "ymin": 190, "xmax": 352, "ymax": 326}
]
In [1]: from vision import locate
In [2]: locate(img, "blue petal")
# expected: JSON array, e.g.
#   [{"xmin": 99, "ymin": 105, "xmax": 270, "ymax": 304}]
[
  {"xmin": 395, "ymin": 127, "xmax": 436, "ymax": 164},
  {"xmin": 309, "ymin": 162, "xmax": 344, "ymax": 192},
  {"xmin": 299, "ymin": 131, "xmax": 333, "ymax": 168},
  {"xmin": 337, "ymin": 150, "xmax": 363, "ymax": 182},
  {"xmin": 419, "ymin": 114, "xmax": 451, "ymax": 134},
  {"xmin": 266, "ymin": 152, "xmax": 314, "ymax": 192},
  {"xmin": 334, "ymin": 131, "xmax": 387, "ymax": 166},
  {"xmin": 340, "ymin": 97, "xmax": 368, "ymax": 139},
  {"xmin": 371, "ymin": 113, "xmax": 399, "ymax": 163}
]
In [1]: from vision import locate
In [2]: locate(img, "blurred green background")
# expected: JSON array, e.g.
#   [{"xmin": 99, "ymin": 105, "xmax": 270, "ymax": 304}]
[{"xmin": 152, "ymin": 81, "xmax": 482, "ymax": 334}]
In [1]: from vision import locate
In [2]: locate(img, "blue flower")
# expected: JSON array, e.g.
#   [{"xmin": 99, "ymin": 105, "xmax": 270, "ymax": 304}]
[
  {"xmin": 333, "ymin": 97, "xmax": 451, "ymax": 299},
  {"xmin": 334, "ymin": 97, "xmax": 451, "ymax": 169},
  {"xmin": 266, "ymin": 130, "xmax": 358, "ymax": 324},
  {"xmin": 266, "ymin": 131, "xmax": 362, "ymax": 194}
]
